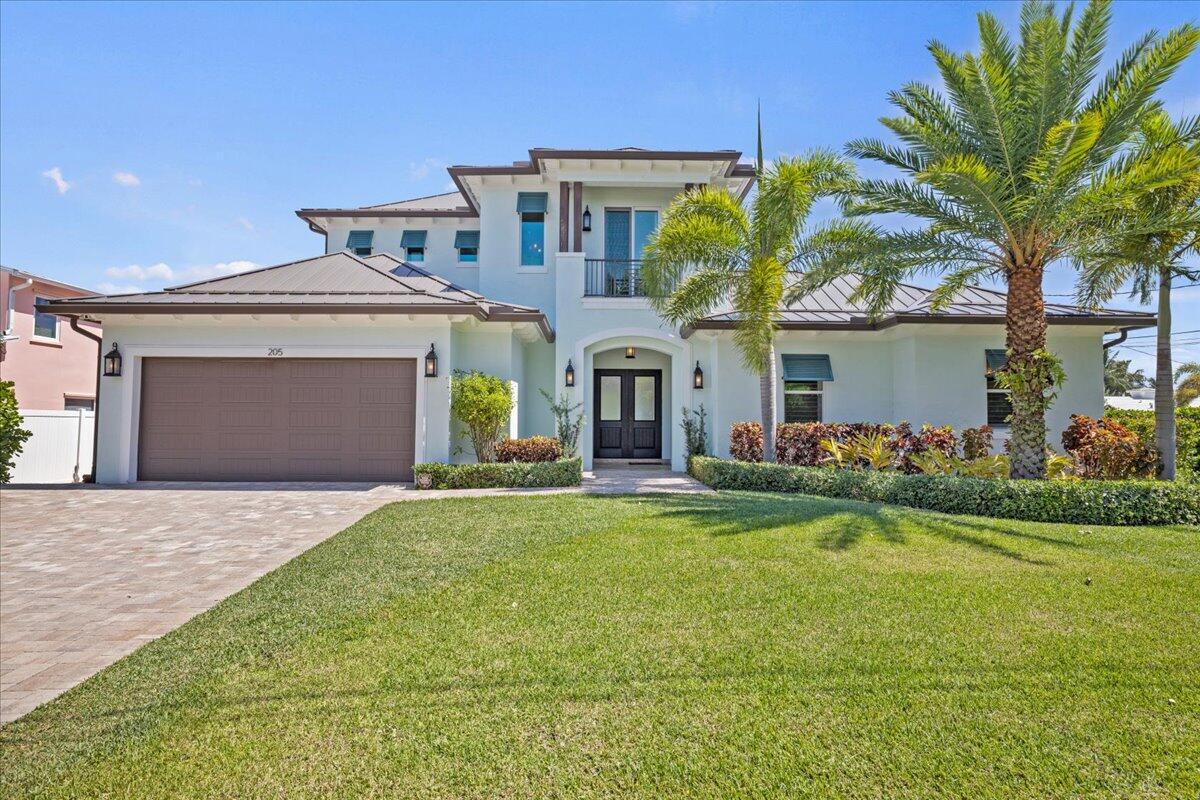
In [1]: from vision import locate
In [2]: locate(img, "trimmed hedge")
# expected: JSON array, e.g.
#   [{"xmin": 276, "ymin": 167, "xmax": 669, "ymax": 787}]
[
  {"xmin": 1103, "ymin": 407, "xmax": 1200, "ymax": 481},
  {"xmin": 688, "ymin": 456, "xmax": 1200, "ymax": 526},
  {"xmin": 413, "ymin": 458, "xmax": 581, "ymax": 490}
]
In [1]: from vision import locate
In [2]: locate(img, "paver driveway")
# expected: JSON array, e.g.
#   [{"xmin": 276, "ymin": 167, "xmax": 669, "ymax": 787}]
[{"xmin": 0, "ymin": 469, "xmax": 707, "ymax": 723}]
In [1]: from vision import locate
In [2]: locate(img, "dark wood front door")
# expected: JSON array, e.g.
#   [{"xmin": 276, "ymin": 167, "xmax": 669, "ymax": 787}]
[{"xmin": 593, "ymin": 369, "xmax": 662, "ymax": 459}]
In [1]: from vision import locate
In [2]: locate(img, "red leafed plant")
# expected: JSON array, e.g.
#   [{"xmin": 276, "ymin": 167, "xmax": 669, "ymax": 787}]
[
  {"xmin": 960, "ymin": 425, "xmax": 994, "ymax": 460},
  {"xmin": 495, "ymin": 435, "xmax": 563, "ymax": 463},
  {"xmin": 1061, "ymin": 414, "xmax": 1155, "ymax": 479},
  {"xmin": 730, "ymin": 421, "xmax": 764, "ymax": 462}
]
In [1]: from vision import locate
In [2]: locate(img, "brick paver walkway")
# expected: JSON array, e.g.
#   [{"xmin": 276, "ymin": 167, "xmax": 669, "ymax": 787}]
[{"xmin": 0, "ymin": 468, "xmax": 707, "ymax": 723}]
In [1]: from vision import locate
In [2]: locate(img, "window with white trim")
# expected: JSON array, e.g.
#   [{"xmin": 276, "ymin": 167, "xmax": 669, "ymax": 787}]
[
  {"xmin": 33, "ymin": 297, "xmax": 58, "ymax": 339},
  {"xmin": 784, "ymin": 380, "xmax": 822, "ymax": 423}
]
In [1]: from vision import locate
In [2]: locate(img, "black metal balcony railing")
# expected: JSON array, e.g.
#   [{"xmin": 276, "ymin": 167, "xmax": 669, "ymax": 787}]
[{"xmin": 584, "ymin": 259, "xmax": 652, "ymax": 297}]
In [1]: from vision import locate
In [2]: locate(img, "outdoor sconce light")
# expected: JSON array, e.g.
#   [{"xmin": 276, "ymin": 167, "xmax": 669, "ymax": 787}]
[
  {"xmin": 625, "ymin": 346, "xmax": 636, "ymax": 359},
  {"xmin": 582, "ymin": 205, "xmax": 592, "ymax": 232},
  {"xmin": 564, "ymin": 359, "xmax": 575, "ymax": 387},
  {"xmin": 693, "ymin": 361, "xmax": 704, "ymax": 389},
  {"xmin": 103, "ymin": 343, "xmax": 122, "ymax": 377},
  {"xmin": 424, "ymin": 343, "xmax": 438, "ymax": 378}
]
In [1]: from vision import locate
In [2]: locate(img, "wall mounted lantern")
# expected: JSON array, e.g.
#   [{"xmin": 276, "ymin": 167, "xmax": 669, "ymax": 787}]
[
  {"xmin": 625, "ymin": 346, "xmax": 636, "ymax": 359},
  {"xmin": 693, "ymin": 361, "xmax": 704, "ymax": 389},
  {"xmin": 424, "ymin": 343, "xmax": 438, "ymax": 378},
  {"xmin": 564, "ymin": 359, "xmax": 575, "ymax": 387},
  {"xmin": 103, "ymin": 343, "xmax": 122, "ymax": 377},
  {"xmin": 582, "ymin": 205, "xmax": 592, "ymax": 232}
]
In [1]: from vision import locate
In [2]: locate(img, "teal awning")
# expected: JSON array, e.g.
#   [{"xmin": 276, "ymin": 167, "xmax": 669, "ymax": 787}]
[
  {"xmin": 346, "ymin": 230, "xmax": 373, "ymax": 250},
  {"xmin": 516, "ymin": 192, "xmax": 548, "ymax": 214},
  {"xmin": 454, "ymin": 230, "xmax": 480, "ymax": 249},
  {"xmin": 985, "ymin": 349, "xmax": 1007, "ymax": 373},
  {"xmin": 782, "ymin": 354, "xmax": 834, "ymax": 382},
  {"xmin": 400, "ymin": 230, "xmax": 427, "ymax": 248}
]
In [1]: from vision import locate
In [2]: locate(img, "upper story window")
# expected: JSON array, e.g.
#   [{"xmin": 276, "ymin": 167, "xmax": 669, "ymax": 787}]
[
  {"xmin": 33, "ymin": 296, "xmax": 58, "ymax": 340},
  {"xmin": 516, "ymin": 192, "xmax": 548, "ymax": 267},
  {"xmin": 781, "ymin": 355, "xmax": 833, "ymax": 423},
  {"xmin": 604, "ymin": 208, "xmax": 659, "ymax": 261},
  {"xmin": 401, "ymin": 230, "xmax": 427, "ymax": 262},
  {"xmin": 985, "ymin": 349, "xmax": 1013, "ymax": 425},
  {"xmin": 455, "ymin": 230, "xmax": 480, "ymax": 264},
  {"xmin": 346, "ymin": 230, "xmax": 373, "ymax": 256}
]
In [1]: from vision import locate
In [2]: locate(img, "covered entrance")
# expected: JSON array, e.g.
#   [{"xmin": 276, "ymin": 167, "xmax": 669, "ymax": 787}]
[{"xmin": 593, "ymin": 369, "xmax": 662, "ymax": 459}]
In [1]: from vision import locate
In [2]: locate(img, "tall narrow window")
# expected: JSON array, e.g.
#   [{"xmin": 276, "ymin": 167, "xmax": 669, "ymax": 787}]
[
  {"xmin": 346, "ymin": 230, "xmax": 373, "ymax": 256},
  {"xmin": 516, "ymin": 192, "xmax": 548, "ymax": 267},
  {"xmin": 784, "ymin": 381, "xmax": 823, "ymax": 423},
  {"xmin": 33, "ymin": 297, "xmax": 58, "ymax": 339},
  {"xmin": 985, "ymin": 349, "xmax": 1013, "ymax": 425}
]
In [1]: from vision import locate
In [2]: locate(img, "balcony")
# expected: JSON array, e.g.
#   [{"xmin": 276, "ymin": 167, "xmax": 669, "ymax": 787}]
[{"xmin": 584, "ymin": 259, "xmax": 653, "ymax": 298}]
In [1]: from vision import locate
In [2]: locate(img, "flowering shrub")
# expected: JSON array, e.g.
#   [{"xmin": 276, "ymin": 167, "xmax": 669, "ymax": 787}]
[
  {"xmin": 730, "ymin": 421, "xmax": 764, "ymax": 462},
  {"xmin": 495, "ymin": 435, "xmax": 562, "ymax": 463},
  {"xmin": 1062, "ymin": 414, "xmax": 1156, "ymax": 480},
  {"xmin": 961, "ymin": 425, "xmax": 994, "ymax": 461}
]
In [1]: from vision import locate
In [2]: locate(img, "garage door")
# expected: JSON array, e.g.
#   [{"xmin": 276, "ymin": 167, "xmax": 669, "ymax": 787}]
[{"xmin": 138, "ymin": 358, "xmax": 416, "ymax": 482}]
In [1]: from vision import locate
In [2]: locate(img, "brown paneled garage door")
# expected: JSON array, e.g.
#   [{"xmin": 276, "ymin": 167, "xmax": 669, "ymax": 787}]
[{"xmin": 138, "ymin": 358, "xmax": 416, "ymax": 482}]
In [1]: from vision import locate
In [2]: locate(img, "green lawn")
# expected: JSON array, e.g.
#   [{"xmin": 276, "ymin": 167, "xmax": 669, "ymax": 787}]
[{"xmin": 2, "ymin": 493, "xmax": 1198, "ymax": 798}]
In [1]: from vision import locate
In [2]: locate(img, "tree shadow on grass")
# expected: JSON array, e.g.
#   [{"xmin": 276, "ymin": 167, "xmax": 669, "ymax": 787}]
[{"xmin": 640, "ymin": 492, "xmax": 1062, "ymax": 566}]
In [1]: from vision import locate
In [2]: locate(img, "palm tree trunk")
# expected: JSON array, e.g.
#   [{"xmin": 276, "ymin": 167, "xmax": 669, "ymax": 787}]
[
  {"xmin": 1006, "ymin": 263, "xmax": 1048, "ymax": 480},
  {"xmin": 759, "ymin": 340, "xmax": 777, "ymax": 462},
  {"xmin": 1155, "ymin": 266, "xmax": 1175, "ymax": 480}
]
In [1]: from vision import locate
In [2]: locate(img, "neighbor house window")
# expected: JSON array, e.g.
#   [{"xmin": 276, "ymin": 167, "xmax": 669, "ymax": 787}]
[
  {"xmin": 400, "ymin": 230, "xmax": 427, "ymax": 262},
  {"xmin": 516, "ymin": 192, "xmax": 548, "ymax": 267},
  {"xmin": 455, "ymin": 230, "xmax": 480, "ymax": 263},
  {"xmin": 985, "ymin": 349, "xmax": 1013, "ymax": 425},
  {"xmin": 33, "ymin": 297, "xmax": 58, "ymax": 339},
  {"xmin": 784, "ymin": 381, "xmax": 823, "ymax": 423},
  {"xmin": 346, "ymin": 230, "xmax": 373, "ymax": 256},
  {"xmin": 64, "ymin": 397, "xmax": 94, "ymax": 411}
]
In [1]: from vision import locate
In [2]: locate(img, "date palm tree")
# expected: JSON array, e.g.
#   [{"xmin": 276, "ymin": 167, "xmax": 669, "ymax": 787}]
[
  {"xmin": 641, "ymin": 119, "xmax": 852, "ymax": 462},
  {"xmin": 1077, "ymin": 111, "xmax": 1200, "ymax": 479},
  {"xmin": 795, "ymin": 0, "xmax": 1199, "ymax": 478}
]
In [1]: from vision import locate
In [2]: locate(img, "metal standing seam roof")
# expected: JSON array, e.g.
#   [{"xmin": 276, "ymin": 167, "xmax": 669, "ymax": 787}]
[
  {"xmin": 37, "ymin": 251, "xmax": 555, "ymax": 340},
  {"xmin": 691, "ymin": 274, "xmax": 1156, "ymax": 330}
]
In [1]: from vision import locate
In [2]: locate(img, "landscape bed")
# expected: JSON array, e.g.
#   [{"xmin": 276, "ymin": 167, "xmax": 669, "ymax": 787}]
[{"xmin": 2, "ymin": 492, "xmax": 1197, "ymax": 798}]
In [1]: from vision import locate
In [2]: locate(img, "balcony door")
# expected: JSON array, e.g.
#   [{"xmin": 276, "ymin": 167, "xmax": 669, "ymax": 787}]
[
  {"xmin": 602, "ymin": 208, "xmax": 658, "ymax": 296},
  {"xmin": 593, "ymin": 369, "xmax": 662, "ymax": 460}
]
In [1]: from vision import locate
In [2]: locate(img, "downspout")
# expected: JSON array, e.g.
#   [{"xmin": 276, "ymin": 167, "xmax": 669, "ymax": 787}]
[
  {"xmin": 68, "ymin": 315, "xmax": 102, "ymax": 483},
  {"xmin": 1102, "ymin": 328, "xmax": 1130, "ymax": 350},
  {"xmin": 4, "ymin": 276, "xmax": 34, "ymax": 340}
]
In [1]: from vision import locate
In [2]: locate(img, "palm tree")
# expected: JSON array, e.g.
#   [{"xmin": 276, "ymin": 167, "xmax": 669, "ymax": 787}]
[
  {"xmin": 641, "ymin": 125, "xmax": 852, "ymax": 462},
  {"xmin": 1103, "ymin": 351, "xmax": 1150, "ymax": 396},
  {"xmin": 1078, "ymin": 111, "xmax": 1200, "ymax": 479},
  {"xmin": 795, "ymin": 0, "xmax": 1199, "ymax": 478},
  {"xmin": 1177, "ymin": 362, "xmax": 1200, "ymax": 408}
]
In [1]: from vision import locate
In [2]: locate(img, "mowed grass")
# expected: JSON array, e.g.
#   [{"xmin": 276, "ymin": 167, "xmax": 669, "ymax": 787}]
[{"xmin": 2, "ymin": 492, "xmax": 1198, "ymax": 798}]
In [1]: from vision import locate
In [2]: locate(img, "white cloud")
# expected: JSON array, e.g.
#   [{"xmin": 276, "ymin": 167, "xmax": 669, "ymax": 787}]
[
  {"xmin": 106, "ymin": 262, "xmax": 174, "ymax": 281},
  {"xmin": 408, "ymin": 157, "xmax": 445, "ymax": 181},
  {"xmin": 236, "ymin": 216, "xmax": 255, "ymax": 232},
  {"xmin": 102, "ymin": 260, "xmax": 258, "ymax": 287},
  {"xmin": 41, "ymin": 166, "xmax": 71, "ymax": 194},
  {"xmin": 184, "ymin": 260, "xmax": 258, "ymax": 280},
  {"xmin": 113, "ymin": 171, "xmax": 141, "ymax": 187},
  {"xmin": 98, "ymin": 282, "xmax": 146, "ymax": 295}
]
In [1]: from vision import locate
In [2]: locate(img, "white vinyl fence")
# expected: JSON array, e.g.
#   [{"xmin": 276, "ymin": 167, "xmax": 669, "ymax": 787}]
[{"xmin": 10, "ymin": 409, "xmax": 95, "ymax": 484}]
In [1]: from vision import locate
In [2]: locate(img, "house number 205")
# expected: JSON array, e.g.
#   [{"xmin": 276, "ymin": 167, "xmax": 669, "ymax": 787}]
[{"xmin": 267, "ymin": 347, "xmax": 284, "ymax": 357}]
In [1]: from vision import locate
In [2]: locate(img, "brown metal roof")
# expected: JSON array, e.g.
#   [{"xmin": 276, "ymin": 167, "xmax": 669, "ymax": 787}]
[{"xmin": 39, "ymin": 252, "xmax": 554, "ymax": 341}]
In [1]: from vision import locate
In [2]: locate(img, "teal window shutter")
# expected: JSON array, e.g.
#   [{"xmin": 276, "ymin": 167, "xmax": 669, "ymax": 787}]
[
  {"xmin": 516, "ymin": 192, "xmax": 548, "ymax": 214},
  {"xmin": 454, "ymin": 230, "xmax": 480, "ymax": 249},
  {"xmin": 346, "ymin": 230, "xmax": 373, "ymax": 255},
  {"xmin": 781, "ymin": 354, "xmax": 834, "ymax": 382},
  {"xmin": 400, "ymin": 230, "xmax": 427, "ymax": 249},
  {"xmin": 985, "ymin": 349, "xmax": 1007, "ymax": 374}
]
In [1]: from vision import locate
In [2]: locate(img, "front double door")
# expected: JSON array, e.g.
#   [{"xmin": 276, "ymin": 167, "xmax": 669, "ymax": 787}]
[{"xmin": 593, "ymin": 369, "xmax": 662, "ymax": 459}]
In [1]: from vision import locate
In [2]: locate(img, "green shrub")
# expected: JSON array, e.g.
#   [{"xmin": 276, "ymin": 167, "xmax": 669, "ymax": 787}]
[
  {"xmin": 541, "ymin": 390, "xmax": 584, "ymax": 458},
  {"xmin": 413, "ymin": 458, "xmax": 582, "ymax": 490},
  {"xmin": 688, "ymin": 456, "xmax": 1200, "ymax": 526},
  {"xmin": 495, "ymin": 436, "xmax": 562, "ymax": 463},
  {"xmin": 0, "ymin": 381, "xmax": 31, "ymax": 484},
  {"xmin": 1062, "ymin": 414, "xmax": 1156, "ymax": 479},
  {"xmin": 680, "ymin": 405, "xmax": 709, "ymax": 457},
  {"xmin": 1103, "ymin": 407, "xmax": 1200, "ymax": 481},
  {"xmin": 450, "ymin": 371, "xmax": 513, "ymax": 463}
]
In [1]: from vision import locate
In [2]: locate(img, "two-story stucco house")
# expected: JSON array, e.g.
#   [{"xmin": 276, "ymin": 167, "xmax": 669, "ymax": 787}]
[{"xmin": 42, "ymin": 147, "xmax": 1155, "ymax": 484}]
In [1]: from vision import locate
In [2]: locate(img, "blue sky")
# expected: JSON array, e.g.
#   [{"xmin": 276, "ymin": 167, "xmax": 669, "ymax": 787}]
[{"xmin": 1, "ymin": 0, "xmax": 1197, "ymax": 375}]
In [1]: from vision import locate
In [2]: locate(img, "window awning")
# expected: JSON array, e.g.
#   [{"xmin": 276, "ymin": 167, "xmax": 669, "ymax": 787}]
[
  {"xmin": 516, "ymin": 192, "xmax": 548, "ymax": 214},
  {"xmin": 985, "ymin": 348, "xmax": 1007, "ymax": 373},
  {"xmin": 782, "ymin": 354, "xmax": 834, "ymax": 382},
  {"xmin": 454, "ymin": 230, "xmax": 480, "ymax": 249},
  {"xmin": 400, "ymin": 230, "xmax": 427, "ymax": 248},
  {"xmin": 346, "ymin": 230, "xmax": 373, "ymax": 250}
]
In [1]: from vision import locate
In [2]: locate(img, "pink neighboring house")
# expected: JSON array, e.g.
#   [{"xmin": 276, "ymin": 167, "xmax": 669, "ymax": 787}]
[{"xmin": 0, "ymin": 267, "xmax": 101, "ymax": 410}]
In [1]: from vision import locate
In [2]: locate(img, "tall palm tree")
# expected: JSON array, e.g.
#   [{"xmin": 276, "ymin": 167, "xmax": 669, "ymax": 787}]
[
  {"xmin": 1177, "ymin": 362, "xmax": 1200, "ymax": 408},
  {"xmin": 1103, "ymin": 350, "xmax": 1150, "ymax": 396},
  {"xmin": 796, "ymin": 0, "xmax": 1198, "ymax": 478},
  {"xmin": 1078, "ymin": 111, "xmax": 1200, "ymax": 479},
  {"xmin": 641, "ymin": 128, "xmax": 852, "ymax": 462}
]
